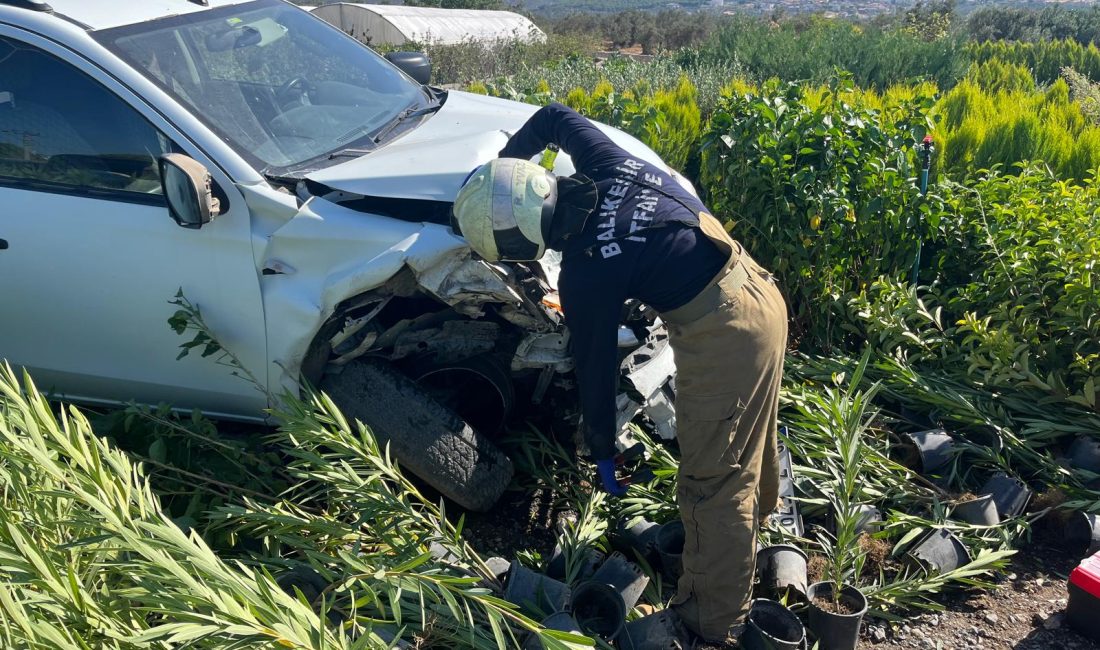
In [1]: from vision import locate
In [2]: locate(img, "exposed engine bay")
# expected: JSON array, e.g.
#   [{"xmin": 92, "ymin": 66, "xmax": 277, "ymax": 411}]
[{"xmin": 301, "ymin": 243, "xmax": 678, "ymax": 447}]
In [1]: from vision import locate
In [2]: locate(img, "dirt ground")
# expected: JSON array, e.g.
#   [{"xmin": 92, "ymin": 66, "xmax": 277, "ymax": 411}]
[
  {"xmin": 466, "ymin": 495, "xmax": 1100, "ymax": 650},
  {"xmin": 865, "ymin": 537, "xmax": 1099, "ymax": 650}
]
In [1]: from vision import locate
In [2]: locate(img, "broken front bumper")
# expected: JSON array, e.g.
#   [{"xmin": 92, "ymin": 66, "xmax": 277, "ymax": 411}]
[
  {"xmin": 615, "ymin": 328, "xmax": 804, "ymax": 538},
  {"xmin": 616, "ymin": 328, "xmax": 678, "ymax": 441}
]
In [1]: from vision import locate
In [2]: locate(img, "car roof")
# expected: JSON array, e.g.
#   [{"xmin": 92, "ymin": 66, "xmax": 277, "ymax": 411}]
[{"xmin": 43, "ymin": 0, "xmax": 255, "ymax": 31}]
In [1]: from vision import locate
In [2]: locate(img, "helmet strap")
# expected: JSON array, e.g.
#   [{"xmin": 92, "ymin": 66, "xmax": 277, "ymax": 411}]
[{"xmin": 548, "ymin": 174, "xmax": 597, "ymax": 250}]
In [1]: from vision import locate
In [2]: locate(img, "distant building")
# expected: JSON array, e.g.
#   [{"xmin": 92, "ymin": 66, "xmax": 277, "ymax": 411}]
[{"xmin": 309, "ymin": 3, "xmax": 546, "ymax": 47}]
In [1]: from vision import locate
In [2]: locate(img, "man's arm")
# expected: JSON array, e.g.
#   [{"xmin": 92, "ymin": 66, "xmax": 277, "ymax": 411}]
[
  {"xmin": 559, "ymin": 262, "xmax": 629, "ymax": 462},
  {"xmin": 499, "ymin": 102, "xmax": 626, "ymax": 177}
]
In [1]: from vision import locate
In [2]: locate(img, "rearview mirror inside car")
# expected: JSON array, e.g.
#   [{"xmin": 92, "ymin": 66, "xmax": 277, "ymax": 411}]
[
  {"xmin": 159, "ymin": 154, "xmax": 221, "ymax": 229},
  {"xmin": 385, "ymin": 52, "xmax": 432, "ymax": 85}
]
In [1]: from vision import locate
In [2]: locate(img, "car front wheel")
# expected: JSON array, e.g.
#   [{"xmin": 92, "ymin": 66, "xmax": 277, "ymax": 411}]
[{"xmin": 320, "ymin": 358, "xmax": 514, "ymax": 512}]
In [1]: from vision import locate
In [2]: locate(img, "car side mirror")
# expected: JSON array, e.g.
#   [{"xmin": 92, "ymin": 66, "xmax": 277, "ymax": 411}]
[
  {"xmin": 385, "ymin": 51, "xmax": 431, "ymax": 85},
  {"xmin": 159, "ymin": 154, "xmax": 222, "ymax": 229}
]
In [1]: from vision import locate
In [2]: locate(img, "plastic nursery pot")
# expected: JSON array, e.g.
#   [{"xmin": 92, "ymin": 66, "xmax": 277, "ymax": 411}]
[
  {"xmin": 656, "ymin": 520, "xmax": 685, "ymax": 584},
  {"xmin": 589, "ymin": 551, "xmax": 650, "ymax": 610},
  {"xmin": 546, "ymin": 544, "xmax": 605, "ymax": 582},
  {"xmin": 615, "ymin": 516, "xmax": 663, "ymax": 563},
  {"xmin": 756, "ymin": 544, "xmax": 809, "ymax": 598},
  {"xmin": 908, "ymin": 528, "xmax": 972, "ymax": 573},
  {"xmin": 524, "ymin": 611, "xmax": 587, "ymax": 650},
  {"xmin": 806, "ymin": 582, "xmax": 868, "ymax": 650},
  {"xmin": 902, "ymin": 428, "xmax": 955, "ymax": 474},
  {"xmin": 742, "ymin": 598, "xmax": 808, "ymax": 650},
  {"xmin": 503, "ymin": 560, "xmax": 572, "ymax": 615},
  {"xmin": 1068, "ymin": 437, "xmax": 1100, "ymax": 473},
  {"xmin": 1065, "ymin": 512, "xmax": 1100, "ymax": 556},
  {"xmin": 618, "ymin": 610, "xmax": 687, "ymax": 650},
  {"xmin": 571, "ymin": 580, "xmax": 627, "ymax": 641},
  {"xmin": 827, "ymin": 504, "xmax": 882, "ymax": 535},
  {"xmin": 980, "ymin": 472, "xmax": 1033, "ymax": 519},
  {"xmin": 276, "ymin": 565, "xmax": 330, "ymax": 604},
  {"xmin": 952, "ymin": 494, "xmax": 1000, "ymax": 526}
]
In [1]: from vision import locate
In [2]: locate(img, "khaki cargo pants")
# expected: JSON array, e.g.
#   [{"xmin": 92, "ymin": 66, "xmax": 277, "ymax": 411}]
[{"xmin": 667, "ymin": 252, "xmax": 788, "ymax": 643}]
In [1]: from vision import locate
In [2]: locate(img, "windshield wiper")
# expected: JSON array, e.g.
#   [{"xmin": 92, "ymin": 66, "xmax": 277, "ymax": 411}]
[
  {"xmin": 370, "ymin": 102, "xmax": 443, "ymax": 145},
  {"xmin": 323, "ymin": 96, "xmax": 445, "ymax": 162}
]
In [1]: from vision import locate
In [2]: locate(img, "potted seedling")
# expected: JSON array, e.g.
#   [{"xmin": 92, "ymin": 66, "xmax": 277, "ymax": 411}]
[
  {"xmin": 808, "ymin": 503, "xmax": 870, "ymax": 650},
  {"xmin": 805, "ymin": 359, "xmax": 875, "ymax": 650}
]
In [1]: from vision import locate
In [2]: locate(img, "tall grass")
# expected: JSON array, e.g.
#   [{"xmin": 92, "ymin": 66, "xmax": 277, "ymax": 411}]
[{"xmin": 0, "ymin": 363, "xmax": 586, "ymax": 649}]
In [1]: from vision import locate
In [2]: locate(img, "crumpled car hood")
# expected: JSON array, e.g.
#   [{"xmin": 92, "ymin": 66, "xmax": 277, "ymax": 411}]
[{"xmin": 303, "ymin": 90, "xmax": 668, "ymax": 202}]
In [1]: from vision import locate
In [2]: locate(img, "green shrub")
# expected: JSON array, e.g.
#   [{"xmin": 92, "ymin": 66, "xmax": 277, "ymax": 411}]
[
  {"xmin": 967, "ymin": 39, "xmax": 1100, "ymax": 86},
  {"xmin": 1063, "ymin": 66, "xmax": 1100, "ymax": 125},
  {"xmin": 697, "ymin": 15, "xmax": 967, "ymax": 90},
  {"xmin": 965, "ymin": 59, "xmax": 1035, "ymax": 95},
  {"xmin": 700, "ymin": 77, "xmax": 939, "ymax": 345},
  {"xmin": 850, "ymin": 166, "xmax": 1100, "ymax": 416},
  {"xmin": 933, "ymin": 72, "xmax": 1100, "ymax": 183},
  {"xmin": 413, "ymin": 32, "xmax": 601, "ymax": 86},
  {"xmin": 486, "ymin": 75, "xmax": 703, "ymax": 172},
  {"xmin": 497, "ymin": 54, "xmax": 742, "ymax": 117}
]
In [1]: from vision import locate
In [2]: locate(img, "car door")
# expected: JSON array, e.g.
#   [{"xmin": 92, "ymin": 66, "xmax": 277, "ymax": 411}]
[{"xmin": 0, "ymin": 30, "xmax": 269, "ymax": 417}]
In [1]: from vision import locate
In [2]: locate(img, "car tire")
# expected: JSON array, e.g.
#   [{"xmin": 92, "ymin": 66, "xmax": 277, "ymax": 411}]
[{"xmin": 321, "ymin": 358, "xmax": 514, "ymax": 512}]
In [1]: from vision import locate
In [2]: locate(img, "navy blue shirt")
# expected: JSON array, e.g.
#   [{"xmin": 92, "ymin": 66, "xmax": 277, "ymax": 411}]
[{"xmin": 500, "ymin": 103, "xmax": 727, "ymax": 460}]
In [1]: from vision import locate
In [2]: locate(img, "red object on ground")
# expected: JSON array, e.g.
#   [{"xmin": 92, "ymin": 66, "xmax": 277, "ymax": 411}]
[{"xmin": 1068, "ymin": 552, "xmax": 1100, "ymax": 641}]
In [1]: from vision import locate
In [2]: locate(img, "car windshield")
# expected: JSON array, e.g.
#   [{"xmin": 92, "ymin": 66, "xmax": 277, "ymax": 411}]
[{"xmin": 97, "ymin": 0, "xmax": 425, "ymax": 173}]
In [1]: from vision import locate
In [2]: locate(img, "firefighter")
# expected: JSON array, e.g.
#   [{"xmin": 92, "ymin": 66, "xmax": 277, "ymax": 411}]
[{"xmin": 451, "ymin": 102, "xmax": 788, "ymax": 646}]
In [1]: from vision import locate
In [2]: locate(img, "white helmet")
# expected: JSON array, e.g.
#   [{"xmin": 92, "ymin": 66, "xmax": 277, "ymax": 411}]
[{"xmin": 451, "ymin": 158, "xmax": 557, "ymax": 262}]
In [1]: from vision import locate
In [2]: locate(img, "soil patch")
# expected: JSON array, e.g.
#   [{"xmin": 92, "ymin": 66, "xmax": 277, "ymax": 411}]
[
  {"xmin": 807, "ymin": 554, "xmax": 827, "ymax": 584},
  {"xmin": 859, "ymin": 533, "xmax": 892, "ymax": 573},
  {"xmin": 813, "ymin": 594, "xmax": 860, "ymax": 615}
]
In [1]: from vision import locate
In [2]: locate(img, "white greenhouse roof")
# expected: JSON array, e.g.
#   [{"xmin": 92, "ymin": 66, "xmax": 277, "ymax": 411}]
[{"xmin": 311, "ymin": 3, "xmax": 545, "ymax": 46}]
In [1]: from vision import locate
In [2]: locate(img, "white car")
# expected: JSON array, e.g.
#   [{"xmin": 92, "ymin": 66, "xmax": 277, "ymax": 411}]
[{"xmin": 0, "ymin": 0, "xmax": 678, "ymax": 510}]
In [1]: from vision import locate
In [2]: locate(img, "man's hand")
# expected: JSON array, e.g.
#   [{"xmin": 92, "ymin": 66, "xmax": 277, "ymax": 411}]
[{"xmin": 596, "ymin": 458, "xmax": 628, "ymax": 497}]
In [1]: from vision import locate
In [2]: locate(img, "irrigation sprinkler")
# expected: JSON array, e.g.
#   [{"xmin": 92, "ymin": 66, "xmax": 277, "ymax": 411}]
[{"xmin": 911, "ymin": 135, "xmax": 934, "ymax": 286}]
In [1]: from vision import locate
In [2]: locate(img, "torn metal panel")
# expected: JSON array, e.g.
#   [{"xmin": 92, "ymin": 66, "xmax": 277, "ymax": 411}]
[
  {"xmin": 615, "ymin": 331, "xmax": 678, "ymax": 439},
  {"xmin": 643, "ymin": 387, "xmax": 677, "ymax": 440},
  {"xmin": 512, "ymin": 331, "xmax": 572, "ymax": 373}
]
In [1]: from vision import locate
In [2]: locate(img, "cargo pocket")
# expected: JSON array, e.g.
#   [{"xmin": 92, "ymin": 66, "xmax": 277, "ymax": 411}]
[{"xmin": 675, "ymin": 392, "xmax": 745, "ymax": 480}]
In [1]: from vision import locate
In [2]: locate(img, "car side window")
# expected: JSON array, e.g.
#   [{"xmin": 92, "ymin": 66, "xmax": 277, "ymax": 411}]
[{"xmin": 0, "ymin": 36, "xmax": 172, "ymax": 198}]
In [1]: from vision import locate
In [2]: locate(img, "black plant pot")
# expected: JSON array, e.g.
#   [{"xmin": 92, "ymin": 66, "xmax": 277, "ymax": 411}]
[
  {"xmin": 615, "ymin": 517, "xmax": 663, "ymax": 564},
  {"xmin": 524, "ymin": 611, "xmax": 586, "ymax": 650},
  {"xmin": 1065, "ymin": 512, "xmax": 1100, "ymax": 556},
  {"xmin": 980, "ymin": 472, "xmax": 1032, "ymax": 519},
  {"xmin": 902, "ymin": 428, "xmax": 955, "ymax": 474},
  {"xmin": 743, "ymin": 598, "xmax": 807, "ymax": 650},
  {"xmin": 908, "ymin": 528, "xmax": 971, "ymax": 573},
  {"xmin": 756, "ymin": 544, "xmax": 809, "ymax": 598},
  {"xmin": 546, "ymin": 544, "xmax": 605, "ymax": 582},
  {"xmin": 590, "ymin": 551, "xmax": 650, "ymax": 610},
  {"xmin": 827, "ymin": 504, "xmax": 882, "ymax": 535},
  {"xmin": 657, "ymin": 520, "xmax": 685, "ymax": 584},
  {"xmin": 276, "ymin": 565, "xmax": 330, "ymax": 604},
  {"xmin": 617, "ymin": 610, "xmax": 687, "ymax": 649},
  {"xmin": 806, "ymin": 582, "xmax": 868, "ymax": 650},
  {"xmin": 952, "ymin": 494, "xmax": 1000, "ymax": 526},
  {"xmin": 1068, "ymin": 437, "xmax": 1100, "ymax": 473},
  {"xmin": 503, "ymin": 560, "xmax": 572, "ymax": 615},
  {"xmin": 571, "ymin": 580, "xmax": 627, "ymax": 641}
]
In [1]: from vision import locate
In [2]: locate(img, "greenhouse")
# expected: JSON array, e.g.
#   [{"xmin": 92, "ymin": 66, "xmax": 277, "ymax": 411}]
[{"xmin": 309, "ymin": 3, "xmax": 546, "ymax": 46}]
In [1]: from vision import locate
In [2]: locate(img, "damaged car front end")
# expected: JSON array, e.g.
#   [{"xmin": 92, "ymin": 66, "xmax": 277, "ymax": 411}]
[{"xmin": 288, "ymin": 182, "xmax": 681, "ymax": 447}]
